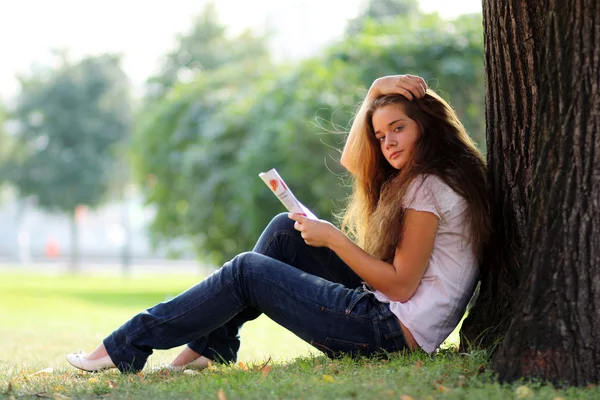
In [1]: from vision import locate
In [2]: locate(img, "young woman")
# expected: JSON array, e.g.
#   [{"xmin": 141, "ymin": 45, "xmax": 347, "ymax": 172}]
[{"xmin": 66, "ymin": 75, "xmax": 491, "ymax": 373}]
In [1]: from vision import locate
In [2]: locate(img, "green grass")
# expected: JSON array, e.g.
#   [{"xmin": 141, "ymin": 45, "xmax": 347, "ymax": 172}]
[{"xmin": 1, "ymin": 271, "xmax": 598, "ymax": 399}]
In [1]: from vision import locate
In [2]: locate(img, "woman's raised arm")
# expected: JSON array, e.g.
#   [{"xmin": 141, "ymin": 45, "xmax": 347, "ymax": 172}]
[{"xmin": 340, "ymin": 75, "xmax": 428, "ymax": 174}]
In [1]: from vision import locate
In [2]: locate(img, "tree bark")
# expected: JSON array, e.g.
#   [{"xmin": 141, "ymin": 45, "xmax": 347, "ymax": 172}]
[
  {"xmin": 492, "ymin": 0, "xmax": 600, "ymax": 385},
  {"xmin": 461, "ymin": 0, "xmax": 546, "ymax": 349}
]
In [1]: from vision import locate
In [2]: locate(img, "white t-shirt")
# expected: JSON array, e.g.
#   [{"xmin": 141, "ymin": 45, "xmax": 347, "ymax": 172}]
[{"xmin": 372, "ymin": 174, "xmax": 478, "ymax": 353}]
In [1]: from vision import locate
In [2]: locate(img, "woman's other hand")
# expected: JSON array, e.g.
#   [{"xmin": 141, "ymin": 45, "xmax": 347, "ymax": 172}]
[
  {"xmin": 288, "ymin": 213, "xmax": 339, "ymax": 248},
  {"xmin": 367, "ymin": 74, "xmax": 427, "ymax": 101}
]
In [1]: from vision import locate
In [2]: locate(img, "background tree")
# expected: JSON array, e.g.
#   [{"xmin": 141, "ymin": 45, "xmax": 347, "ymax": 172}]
[
  {"xmin": 337, "ymin": 11, "xmax": 485, "ymax": 147},
  {"xmin": 130, "ymin": 2, "xmax": 271, "ymax": 263},
  {"xmin": 0, "ymin": 101, "xmax": 9, "ymax": 182},
  {"xmin": 461, "ymin": 0, "xmax": 599, "ymax": 385},
  {"xmin": 345, "ymin": 0, "xmax": 420, "ymax": 35},
  {"xmin": 6, "ymin": 53, "xmax": 132, "ymax": 273},
  {"xmin": 144, "ymin": 2, "xmax": 270, "ymax": 101},
  {"xmin": 131, "ymin": 2, "xmax": 486, "ymax": 265}
]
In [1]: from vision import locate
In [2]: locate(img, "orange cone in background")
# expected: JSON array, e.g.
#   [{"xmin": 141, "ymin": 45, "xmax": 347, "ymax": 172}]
[{"xmin": 45, "ymin": 237, "xmax": 60, "ymax": 258}]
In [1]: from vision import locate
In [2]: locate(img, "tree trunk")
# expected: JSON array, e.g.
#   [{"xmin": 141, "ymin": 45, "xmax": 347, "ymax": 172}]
[
  {"xmin": 121, "ymin": 188, "xmax": 132, "ymax": 277},
  {"xmin": 69, "ymin": 212, "xmax": 79, "ymax": 274},
  {"xmin": 461, "ymin": 0, "xmax": 546, "ymax": 349},
  {"xmin": 492, "ymin": 0, "xmax": 600, "ymax": 385}
]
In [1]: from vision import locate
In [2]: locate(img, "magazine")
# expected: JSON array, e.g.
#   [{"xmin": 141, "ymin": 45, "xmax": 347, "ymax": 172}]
[{"xmin": 259, "ymin": 168, "xmax": 317, "ymax": 219}]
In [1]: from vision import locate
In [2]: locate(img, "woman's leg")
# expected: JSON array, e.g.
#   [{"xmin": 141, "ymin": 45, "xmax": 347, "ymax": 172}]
[
  {"xmin": 101, "ymin": 252, "xmax": 405, "ymax": 372},
  {"xmin": 186, "ymin": 213, "xmax": 363, "ymax": 364}
]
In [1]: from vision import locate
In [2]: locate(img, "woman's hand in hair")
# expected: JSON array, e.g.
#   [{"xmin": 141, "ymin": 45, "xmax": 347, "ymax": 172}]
[
  {"xmin": 288, "ymin": 213, "xmax": 340, "ymax": 248},
  {"xmin": 367, "ymin": 75, "xmax": 427, "ymax": 101}
]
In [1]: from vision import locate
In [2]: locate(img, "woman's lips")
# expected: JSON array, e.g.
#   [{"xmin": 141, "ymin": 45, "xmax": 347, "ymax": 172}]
[{"xmin": 390, "ymin": 150, "xmax": 403, "ymax": 159}]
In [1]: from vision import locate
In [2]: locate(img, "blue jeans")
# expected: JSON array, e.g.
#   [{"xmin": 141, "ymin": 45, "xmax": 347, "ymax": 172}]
[{"xmin": 103, "ymin": 213, "xmax": 408, "ymax": 372}]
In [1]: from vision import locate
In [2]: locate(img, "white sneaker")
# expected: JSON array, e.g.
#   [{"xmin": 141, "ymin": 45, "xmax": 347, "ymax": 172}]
[{"xmin": 66, "ymin": 351, "xmax": 116, "ymax": 372}]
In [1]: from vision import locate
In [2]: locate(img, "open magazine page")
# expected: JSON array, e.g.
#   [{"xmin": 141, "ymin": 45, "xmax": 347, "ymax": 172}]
[{"xmin": 259, "ymin": 168, "xmax": 317, "ymax": 219}]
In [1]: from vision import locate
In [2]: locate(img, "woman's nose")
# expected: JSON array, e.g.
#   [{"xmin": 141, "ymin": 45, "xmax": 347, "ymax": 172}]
[{"xmin": 385, "ymin": 135, "xmax": 397, "ymax": 148}]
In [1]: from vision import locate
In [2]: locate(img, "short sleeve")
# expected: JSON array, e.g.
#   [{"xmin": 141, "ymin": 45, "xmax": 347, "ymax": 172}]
[
  {"xmin": 403, "ymin": 176, "xmax": 441, "ymax": 218},
  {"xmin": 404, "ymin": 175, "xmax": 465, "ymax": 221}
]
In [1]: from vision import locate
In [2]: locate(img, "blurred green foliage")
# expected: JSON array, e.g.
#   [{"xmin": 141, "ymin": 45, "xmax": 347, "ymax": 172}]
[
  {"xmin": 0, "ymin": 101, "xmax": 8, "ymax": 165},
  {"xmin": 131, "ymin": 1, "xmax": 485, "ymax": 265},
  {"xmin": 345, "ymin": 0, "xmax": 420, "ymax": 35},
  {"xmin": 5, "ymin": 54, "xmax": 131, "ymax": 213}
]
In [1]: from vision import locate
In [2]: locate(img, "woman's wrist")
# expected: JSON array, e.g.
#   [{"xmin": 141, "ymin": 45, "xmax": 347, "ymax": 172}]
[
  {"xmin": 366, "ymin": 78, "xmax": 384, "ymax": 100},
  {"xmin": 327, "ymin": 226, "xmax": 350, "ymax": 252}
]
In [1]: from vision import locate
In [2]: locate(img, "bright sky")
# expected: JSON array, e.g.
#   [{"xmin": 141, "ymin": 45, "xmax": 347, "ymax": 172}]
[{"xmin": 0, "ymin": 0, "xmax": 481, "ymax": 101}]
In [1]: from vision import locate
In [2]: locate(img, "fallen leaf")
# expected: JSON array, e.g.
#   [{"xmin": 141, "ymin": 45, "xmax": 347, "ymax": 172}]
[
  {"xmin": 327, "ymin": 364, "xmax": 340, "ymax": 375},
  {"xmin": 400, "ymin": 395, "xmax": 415, "ymax": 400},
  {"xmin": 477, "ymin": 364, "xmax": 486, "ymax": 374},
  {"xmin": 33, "ymin": 367, "xmax": 54, "ymax": 375},
  {"xmin": 261, "ymin": 365, "xmax": 272, "ymax": 379},
  {"xmin": 107, "ymin": 381, "xmax": 118, "ymax": 389},
  {"xmin": 237, "ymin": 361, "xmax": 248, "ymax": 371},
  {"xmin": 586, "ymin": 384, "xmax": 597, "ymax": 389},
  {"xmin": 322, "ymin": 374, "xmax": 335, "ymax": 383},
  {"xmin": 208, "ymin": 361, "xmax": 218, "ymax": 372},
  {"xmin": 217, "ymin": 388, "xmax": 226, "ymax": 400},
  {"xmin": 257, "ymin": 357, "xmax": 272, "ymax": 371},
  {"xmin": 87, "ymin": 378, "xmax": 98, "ymax": 384},
  {"xmin": 413, "ymin": 360, "xmax": 423, "ymax": 370},
  {"xmin": 436, "ymin": 384, "xmax": 450, "ymax": 393},
  {"xmin": 515, "ymin": 385, "xmax": 534, "ymax": 399},
  {"xmin": 52, "ymin": 394, "xmax": 71, "ymax": 400}
]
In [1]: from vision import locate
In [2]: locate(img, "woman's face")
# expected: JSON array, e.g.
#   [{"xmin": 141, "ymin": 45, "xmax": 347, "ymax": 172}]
[{"xmin": 371, "ymin": 104, "xmax": 420, "ymax": 170}]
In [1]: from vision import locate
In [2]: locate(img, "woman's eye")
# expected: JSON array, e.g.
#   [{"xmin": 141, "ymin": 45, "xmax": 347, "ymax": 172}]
[
  {"xmin": 377, "ymin": 136, "xmax": 386, "ymax": 142},
  {"xmin": 394, "ymin": 125, "xmax": 404, "ymax": 132}
]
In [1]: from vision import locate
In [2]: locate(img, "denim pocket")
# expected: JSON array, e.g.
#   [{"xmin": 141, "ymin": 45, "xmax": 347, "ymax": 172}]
[
  {"xmin": 321, "ymin": 337, "xmax": 370, "ymax": 358},
  {"xmin": 320, "ymin": 290, "xmax": 373, "ymax": 320}
]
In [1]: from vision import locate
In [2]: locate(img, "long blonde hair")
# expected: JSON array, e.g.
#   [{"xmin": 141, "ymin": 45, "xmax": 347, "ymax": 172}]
[{"xmin": 341, "ymin": 91, "xmax": 491, "ymax": 263}]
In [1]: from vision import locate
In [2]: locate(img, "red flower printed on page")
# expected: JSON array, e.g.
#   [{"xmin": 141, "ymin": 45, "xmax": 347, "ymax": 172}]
[{"xmin": 269, "ymin": 179, "xmax": 278, "ymax": 192}]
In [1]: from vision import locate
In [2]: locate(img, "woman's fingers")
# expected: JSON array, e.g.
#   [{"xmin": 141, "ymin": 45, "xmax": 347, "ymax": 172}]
[
  {"xmin": 370, "ymin": 75, "xmax": 428, "ymax": 100},
  {"xmin": 405, "ymin": 74, "xmax": 428, "ymax": 96},
  {"xmin": 396, "ymin": 84, "xmax": 414, "ymax": 101},
  {"xmin": 397, "ymin": 76, "xmax": 426, "ymax": 99}
]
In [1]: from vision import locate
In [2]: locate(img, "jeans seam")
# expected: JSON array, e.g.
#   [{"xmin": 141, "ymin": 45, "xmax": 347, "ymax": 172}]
[
  {"xmin": 272, "ymin": 231, "xmax": 339, "ymax": 282},
  {"xmin": 245, "ymin": 269, "xmax": 369, "ymax": 322},
  {"xmin": 119, "ymin": 274, "xmax": 245, "ymax": 352},
  {"xmin": 384, "ymin": 315, "xmax": 407, "ymax": 351},
  {"xmin": 256, "ymin": 231, "xmax": 279, "ymax": 256},
  {"xmin": 372, "ymin": 317, "xmax": 382, "ymax": 349}
]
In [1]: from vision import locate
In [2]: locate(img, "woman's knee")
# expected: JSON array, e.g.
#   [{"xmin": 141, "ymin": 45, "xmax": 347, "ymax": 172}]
[
  {"xmin": 226, "ymin": 251, "xmax": 270, "ymax": 277},
  {"xmin": 267, "ymin": 212, "xmax": 295, "ymax": 234},
  {"xmin": 254, "ymin": 213, "xmax": 295, "ymax": 252}
]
